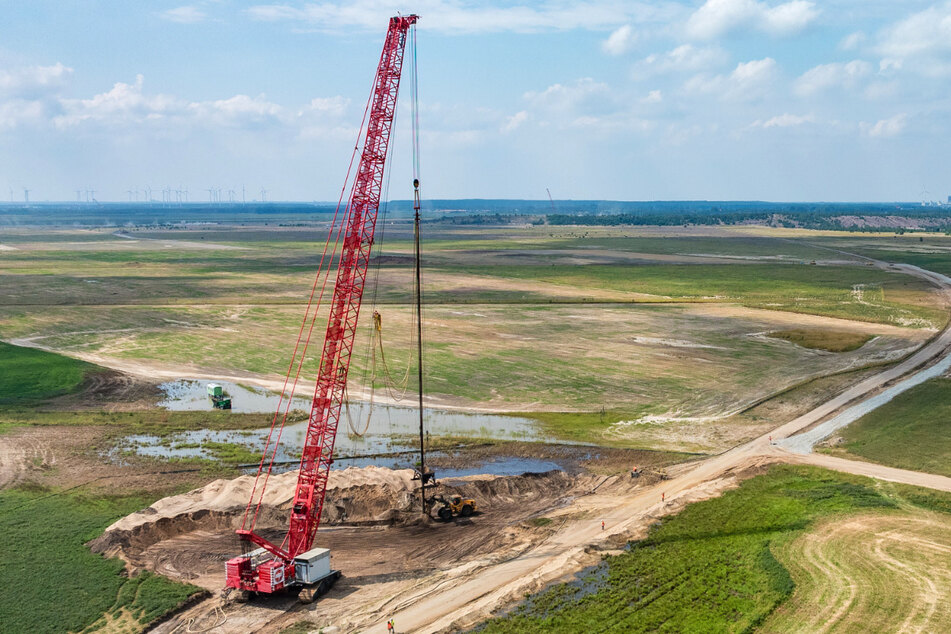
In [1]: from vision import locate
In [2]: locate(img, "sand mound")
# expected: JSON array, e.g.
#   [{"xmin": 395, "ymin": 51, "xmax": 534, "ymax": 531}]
[
  {"xmin": 90, "ymin": 466, "xmax": 579, "ymax": 567},
  {"xmin": 90, "ymin": 466, "xmax": 420, "ymax": 559}
]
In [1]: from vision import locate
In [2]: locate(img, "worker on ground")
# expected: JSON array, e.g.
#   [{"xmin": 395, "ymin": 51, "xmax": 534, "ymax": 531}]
[
  {"xmin": 601, "ymin": 520, "xmax": 605, "ymax": 531},
  {"xmin": 631, "ymin": 465, "xmax": 638, "ymax": 479},
  {"xmin": 662, "ymin": 492, "xmax": 665, "ymax": 502},
  {"xmin": 387, "ymin": 618, "xmax": 394, "ymax": 633}
]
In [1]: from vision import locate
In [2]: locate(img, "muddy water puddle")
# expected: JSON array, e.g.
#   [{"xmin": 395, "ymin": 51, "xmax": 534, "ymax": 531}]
[{"xmin": 117, "ymin": 379, "xmax": 557, "ymax": 475}]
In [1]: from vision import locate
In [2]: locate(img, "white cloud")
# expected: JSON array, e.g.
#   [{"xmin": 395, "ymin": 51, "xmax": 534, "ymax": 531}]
[
  {"xmin": 189, "ymin": 94, "xmax": 285, "ymax": 127},
  {"xmin": 602, "ymin": 25, "xmax": 637, "ymax": 56},
  {"xmin": 641, "ymin": 89, "xmax": 663, "ymax": 104},
  {"xmin": 876, "ymin": 2, "xmax": 951, "ymax": 76},
  {"xmin": 524, "ymin": 78, "xmax": 611, "ymax": 111},
  {"xmin": 863, "ymin": 113, "xmax": 907, "ymax": 137},
  {"xmin": 0, "ymin": 99, "xmax": 49, "ymax": 131},
  {"xmin": 684, "ymin": 57, "xmax": 778, "ymax": 100},
  {"xmin": 54, "ymin": 75, "xmax": 182, "ymax": 128},
  {"xmin": 160, "ymin": 6, "xmax": 207, "ymax": 24},
  {"xmin": 501, "ymin": 110, "xmax": 529, "ymax": 133},
  {"xmin": 632, "ymin": 44, "xmax": 728, "ymax": 79},
  {"xmin": 794, "ymin": 60, "xmax": 872, "ymax": 96},
  {"xmin": 0, "ymin": 63, "xmax": 72, "ymax": 98},
  {"xmin": 567, "ymin": 113, "xmax": 654, "ymax": 134},
  {"xmin": 685, "ymin": 0, "xmax": 818, "ymax": 40},
  {"xmin": 877, "ymin": 3, "xmax": 951, "ymax": 59},
  {"xmin": 300, "ymin": 96, "xmax": 350, "ymax": 118},
  {"xmin": 246, "ymin": 1, "xmax": 678, "ymax": 34},
  {"xmin": 839, "ymin": 31, "xmax": 865, "ymax": 51},
  {"xmin": 732, "ymin": 57, "xmax": 777, "ymax": 82},
  {"xmin": 751, "ymin": 113, "xmax": 814, "ymax": 128},
  {"xmin": 51, "ymin": 74, "xmax": 294, "ymax": 131},
  {"xmin": 864, "ymin": 81, "xmax": 898, "ymax": 100}
]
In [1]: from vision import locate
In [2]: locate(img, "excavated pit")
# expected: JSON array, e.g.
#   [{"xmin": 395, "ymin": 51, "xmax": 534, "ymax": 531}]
[{"xmin": 91, "ymin": 466, "xmax": 592, "ymax": 589}]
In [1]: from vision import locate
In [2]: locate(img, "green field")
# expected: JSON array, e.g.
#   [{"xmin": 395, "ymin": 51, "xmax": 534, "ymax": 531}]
[
  {"xmin": 476, "ymin": 465, "xmax": 950, "ymax": 633},
  {"xmin": 825, "ymin": 377, "xmax": 951, "ymax": 477},
  {"xmin": 0, "ymin": 226, "xmax": 946, "ymax": 450},
  {"xmin": 449, "ymin": 262, "xmax": 943, "ymax": 326},
  {"xmin": 0, "ymin": 341, "xmax": 97, "ymax": 405},
  {"xmin": 0, "ymin": 486, "xmax": 201, "ymax": 633}
]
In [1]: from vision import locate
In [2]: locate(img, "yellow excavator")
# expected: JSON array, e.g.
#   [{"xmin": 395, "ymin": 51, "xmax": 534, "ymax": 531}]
[{"xmin": 432, "ymin": 494, "xmax": 477, "ymax": 521}]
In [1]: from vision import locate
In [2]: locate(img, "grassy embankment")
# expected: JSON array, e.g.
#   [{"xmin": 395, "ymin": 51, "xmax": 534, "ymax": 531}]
[
  {"xmin": 822, "ymin": 377, "xmax": 951, "ymax": 477},
  {"xmin": 767, "ymin": 328, "xmax": 873, "ymax": 352},
  {"xmin": 0, "ymin": 340, "xmax": 97, "ymax": 405},
  {"xmin": 0, "ymin": 486, "xmax": 202, "ymax": 633},
  {"xmin": 476, "ymin": 465, "xmax": 951, "ymax": 633},
  {"xmin": 0, "ymin": 343, "xmax": 255, "ymax": 632}
]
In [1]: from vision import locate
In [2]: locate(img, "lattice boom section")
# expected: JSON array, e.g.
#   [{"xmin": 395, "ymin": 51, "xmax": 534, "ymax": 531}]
[{"xmin": 286, "ymin": 15, "xmax": 416, "ymax": 559}]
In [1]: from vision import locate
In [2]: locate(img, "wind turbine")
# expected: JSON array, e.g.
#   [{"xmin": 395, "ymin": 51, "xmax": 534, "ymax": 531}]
[
  {"xmin": 23, "ymin": 188, "xmax": 30, "ymax": 204},
  {"xmin": 260, "ymin": 188, "xmax": 267, "ymax": 203}
]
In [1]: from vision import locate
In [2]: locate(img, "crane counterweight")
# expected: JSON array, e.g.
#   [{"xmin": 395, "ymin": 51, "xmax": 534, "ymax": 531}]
[{"xmin": 225, "ymin": 13, "xmax": 418, "ymax": 598}]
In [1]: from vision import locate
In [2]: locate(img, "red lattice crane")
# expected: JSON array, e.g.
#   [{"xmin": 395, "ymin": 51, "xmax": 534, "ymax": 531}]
[{"xmin": 226, "ymin": 13, "xmax": 418, "ymax": 600}]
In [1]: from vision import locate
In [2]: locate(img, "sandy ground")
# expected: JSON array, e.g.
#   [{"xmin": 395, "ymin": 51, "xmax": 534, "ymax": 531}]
[{"xmin": 0, "ymin": 425, "xmax": 58, "ymax": 489}]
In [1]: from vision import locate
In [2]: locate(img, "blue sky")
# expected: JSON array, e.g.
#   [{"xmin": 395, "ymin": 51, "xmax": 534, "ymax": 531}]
[{"xmin": 1, "ymin": 1, "xmax": 949, "ymax": 202}]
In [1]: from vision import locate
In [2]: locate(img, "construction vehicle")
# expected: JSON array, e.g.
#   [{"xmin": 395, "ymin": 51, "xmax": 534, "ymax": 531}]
[
  {"xmin": 225, "ymin": 13, "xmax": 419, "ymax": 602},
  {"xmin": 431, "ymin": 494, "xmax": 477, "ymax": 521},
  {"xmin": 206, "ymin": 383, "xmax": 232, "ymax": 410}
]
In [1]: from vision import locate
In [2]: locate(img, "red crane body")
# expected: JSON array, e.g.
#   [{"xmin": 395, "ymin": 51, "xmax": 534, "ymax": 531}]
[{"xmin": 226, "ymin": 13, "xmax": 418, "ymax": 595}]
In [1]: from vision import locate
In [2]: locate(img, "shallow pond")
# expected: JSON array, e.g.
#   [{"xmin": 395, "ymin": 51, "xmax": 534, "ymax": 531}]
[{"xmin": 117, "ymin": 379, "xmax": 558, "ymax": 476}]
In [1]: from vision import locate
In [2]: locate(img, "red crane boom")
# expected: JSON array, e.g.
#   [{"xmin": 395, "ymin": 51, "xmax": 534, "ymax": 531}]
[{"xmin": 226, "ymin": 13, "xmax": 418, "ymax": 597}]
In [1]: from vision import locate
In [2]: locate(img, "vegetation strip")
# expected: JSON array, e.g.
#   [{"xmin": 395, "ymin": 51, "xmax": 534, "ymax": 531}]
[
  {"xmin": 824, "ymin": 377, "xmax": 951, "ymax": 478},
  {"xmin": 0, "ymin": 341, "xmax": 97, "ymax": 405},
  {"xmin": 0, "ymin": 486, "xmax": 201, "ymax": 633},
  {"xmin": 474, "ymin": 465, "xmax": 951, "ymax": 633}
]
